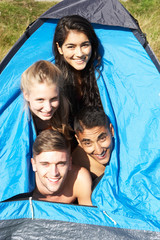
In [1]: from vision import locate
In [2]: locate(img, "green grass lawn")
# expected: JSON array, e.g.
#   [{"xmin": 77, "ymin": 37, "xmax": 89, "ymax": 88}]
[
  {"xmin": 0, "ymin": 0, "xmax": 56, "ymax": 61},
  {"xmin": 0, "ymin": 0, "xmax": 159, "ymax": 62},
  {"xmin": 120, "ymin": 0, "xmax": 160, "ymax": 61}
]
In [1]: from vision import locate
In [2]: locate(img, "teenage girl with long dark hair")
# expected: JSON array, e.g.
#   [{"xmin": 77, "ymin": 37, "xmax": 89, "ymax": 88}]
[{"xmin": 53, "ymin": 15, "xmax": 103, "ymax": 117}]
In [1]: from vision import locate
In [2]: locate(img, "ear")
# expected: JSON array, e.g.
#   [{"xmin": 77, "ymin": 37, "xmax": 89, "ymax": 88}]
[
  {"xmin": 23, "ymin": 91, "xmax": 29, "ymax": 102},
  {"xmin": 109, "ymin": 123, "xmax": 114, "ymax": 137},
  {"xmin": 75, "ymin": 134, "xmax": 81, "ymax": 146},
  {"xmin": 56, "ymin": 42, "xmax": 63, "ymax": 55},
  {"xmin": 31, "ymin": 158, "xmax": 37, "ymax": 172}
]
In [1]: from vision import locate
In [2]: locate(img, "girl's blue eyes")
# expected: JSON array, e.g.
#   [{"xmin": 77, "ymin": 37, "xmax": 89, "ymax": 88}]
[{"xmin": 59, "ymin": 162, "xmax": 66, "ymax": 166}]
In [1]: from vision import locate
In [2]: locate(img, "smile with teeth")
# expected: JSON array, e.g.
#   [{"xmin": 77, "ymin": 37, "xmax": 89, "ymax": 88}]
[
  {"xmin": 94, "ymin": 149, "xmax": 107, "ymax": 159},
  {"xmin": 74, "ymin": 58, "xmax": 86, "ymax": 63},
  {"xmin": 41, "ymin": 111, "xmax": 52, "ymax": 116},
  {"xmin": 48, "ymin": 177, "xmax": 61, "ymax": 183}
]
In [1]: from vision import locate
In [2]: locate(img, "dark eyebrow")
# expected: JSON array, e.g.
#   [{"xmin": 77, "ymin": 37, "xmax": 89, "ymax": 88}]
[
  {"xmin": 81, "ymin": 138, "xmax": 91, "ymax": 143},
  {"xmin": 65, "ymin": 41, "xmax": 90, "ymax": 46},
  {"xmin": 51, "ymin": 96, "xmax": 59, "ymax": 100},
  {"xmin": 39, "ymin": 161, "xmax": 49, "ymax": 164},
  {"xmin": 97, "ymin": 132, "xmax": 108, "ymax": 141},
  {"xmin": 65, "ymin": 43, "xmax": 75, "ymax": 46},
  {"xmin": 82, "ymin": 41, "xmax": 90, "ymax": 44}
]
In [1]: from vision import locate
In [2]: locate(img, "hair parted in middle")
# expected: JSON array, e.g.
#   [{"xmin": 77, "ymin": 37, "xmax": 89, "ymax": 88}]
[
  {"xmin": 53, "ymin": 15, "xmax": 102, "ymax": 115},
  {"xmin": 21, "ymin": 60, "xmax": 63, "ymax": 94},
  {"xmin": 32, "ymin": 129, "xmax": 71, "ymax": 158},
  {"xmin": 21, "ymin": 60, "xmax": 71, "ymax": 139}
]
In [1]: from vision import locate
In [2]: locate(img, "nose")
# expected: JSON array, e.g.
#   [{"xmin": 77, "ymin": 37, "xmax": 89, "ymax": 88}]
[
  {"xmin": 75, "ymin": 47, "xmax": 83, "ymax": 57},
  {"xmin": 93, "ymin": 142, "xmax": 102, "ymax": 155},
  {"xmin": 50, "ymin": 164, "xmax": 59, "ymax": 176},
  {"xmin": 44, "ymin": 101, "xmax": 52, "ymax": 112}
]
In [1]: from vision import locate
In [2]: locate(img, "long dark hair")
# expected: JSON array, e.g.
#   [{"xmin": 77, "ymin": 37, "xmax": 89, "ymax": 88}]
[{"xmin": 53, "ymin": 15, "xmax": 102, "ymax": 115}]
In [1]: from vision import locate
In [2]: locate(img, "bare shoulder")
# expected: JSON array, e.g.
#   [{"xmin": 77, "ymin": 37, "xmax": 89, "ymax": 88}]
[
  {"xmin": 70, "ymin": 164, "xmax": 92, "ymax": 206},
  {"xmin": 71, "ymin": 164, "xmax": 92, "ymax": 182}
]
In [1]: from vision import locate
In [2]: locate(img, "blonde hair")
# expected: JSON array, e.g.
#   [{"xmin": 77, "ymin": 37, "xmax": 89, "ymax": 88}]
[
  {"xmin": 21, "ymin": 60, "xmax": 63, "ymax": 93},
  {"xmin": 21, "ymin": 60, "xmax": 71, "ymax": 139}
]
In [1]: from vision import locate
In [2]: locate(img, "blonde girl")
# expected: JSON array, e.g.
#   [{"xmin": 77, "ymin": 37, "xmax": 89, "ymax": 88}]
[{"xmin": 21, "ymin": 60, "xmax": 70, "ymax": 138}]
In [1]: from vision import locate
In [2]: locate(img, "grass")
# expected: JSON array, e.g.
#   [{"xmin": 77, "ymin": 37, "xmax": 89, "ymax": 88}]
[
  {"xmin": 0, "ymin": 0, "xmax": 159, "ymax": 62},
  {"xmin": 120, "ymin": 0, "xmax": 160, "ymax": 60},
  {"xmin": 0, "ymin": 0, "xmax": 56, "ymax": 61}
]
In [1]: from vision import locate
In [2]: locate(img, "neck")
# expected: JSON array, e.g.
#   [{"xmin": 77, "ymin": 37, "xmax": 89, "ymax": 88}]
[
  {"xmin": 32, "ymin": 188, "xmax": 65, "ymax": 203},
  {"xmin": 33, "ymin": 115, "xmax": 51, "ymax": 133},
  {"xmin": 73, "ymin": 72, "xmax": 83, "ymax": 100}
]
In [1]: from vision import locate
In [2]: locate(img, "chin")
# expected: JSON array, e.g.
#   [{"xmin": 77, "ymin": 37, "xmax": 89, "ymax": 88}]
[
  {"xmin": 74, "ymin": 67, "xmax": 85, "ymax": 71},
  {"xmin": 39, "ymin": 115, "xmax": 52, "ymax": 121},
  {"xmin": 73, "ymin": 64, "xmax": 87, "ymax": 71},
  {"xmin": 43, "ymin": 117, "xmax": 52, "ymax": 121},
  {"xmin": 94, "ymin": 157, "xmax": 110, "ymax": 165}
]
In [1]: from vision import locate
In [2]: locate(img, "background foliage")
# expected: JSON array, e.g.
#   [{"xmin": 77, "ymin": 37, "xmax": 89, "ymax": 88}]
[{"xmin": 121, "ymin": 0, "xmax": 160, "ymax": 60}]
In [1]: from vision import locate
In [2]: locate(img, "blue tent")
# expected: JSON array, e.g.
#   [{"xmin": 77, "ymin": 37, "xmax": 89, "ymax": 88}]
[{"xmin": 0, "ymin": 0, "xmax": 160, "ymax": 238}]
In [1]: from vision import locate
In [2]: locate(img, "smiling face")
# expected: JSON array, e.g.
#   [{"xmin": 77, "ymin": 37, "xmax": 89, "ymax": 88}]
[
  {"xmin": 76, "ymin": 125, "xmax": 114, "ymax": 165},
  {"xmin": 31, "ymin": 150, "xmax": 71, "ymax": 196},
  {"xmin": 57, "ymin": 30, "xmax": 92, "ymax": 71},
  {"xmin": 23, "ymin": 82, "xmax": 59, "ymax": 121}
]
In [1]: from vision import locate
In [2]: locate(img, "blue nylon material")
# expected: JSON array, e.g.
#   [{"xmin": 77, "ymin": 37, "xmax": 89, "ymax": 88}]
[
  {"xmin": 0, "ymin": 20, "xmax": 160, "ymax": 230},
  {"xmin": 0, "ymin": 200, "xmax": 159, "ymax": 231},
  {"xmin": 92, "ymin": 26, "xmax": 160, "ymax": 225},
  {"xmin": 0, "ymin": 21, "xmax": 56, "ymax": 201}
]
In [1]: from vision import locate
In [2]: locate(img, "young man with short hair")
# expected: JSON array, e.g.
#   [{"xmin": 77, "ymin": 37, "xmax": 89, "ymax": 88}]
[
  {"xmin": 72, "ymin": 106, "xmax": 114, "ymax": 180},
  {"xmin": 31, "ymin": 129, "xmax": 92, "ymax": 206}
]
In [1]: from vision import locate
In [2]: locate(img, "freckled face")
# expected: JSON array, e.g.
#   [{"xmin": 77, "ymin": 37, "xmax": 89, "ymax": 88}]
[
  {"xmin": 57, "ymin": 30, "xmax": 92, "ymax": 71},
  {"xmin": 77, "ymin": 125, "xmax": 114, "ymax": 165},
  {"xmin": 31, "ymin": 151, "xmax": 71, "ymax": 196},
  {"xmin": 23, "ymin": 82, "xmax": 59, "ymax": 121}
]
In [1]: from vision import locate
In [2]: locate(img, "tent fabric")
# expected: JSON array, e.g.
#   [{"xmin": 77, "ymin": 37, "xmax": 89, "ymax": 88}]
[
  {"xmin": 92, "ymin": 26, "xmax": 160, "ymax": 222},
  {"xmin": 0, "ymin": 200, "xmax": 160, "ymax": 235},
  {"xmin": 132, "ymin": 30, "xmax": 160, "ymax": 72},
  {"xmin": 40, "ymin": 0, "xmax": 139, "ymax": 29},
  {"xmin": 0, "ymin": 0, "xmax": 160, "ymax": 235},
  {"xmin": 1, "ymin": 219, "xmax": 160, "ymax": 240}
]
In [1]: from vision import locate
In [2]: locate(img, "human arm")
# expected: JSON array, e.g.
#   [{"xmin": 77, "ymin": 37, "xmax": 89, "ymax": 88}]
[{"xmin": 73, "ymin": 165, "xmax": 92, "ymax": 206}]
